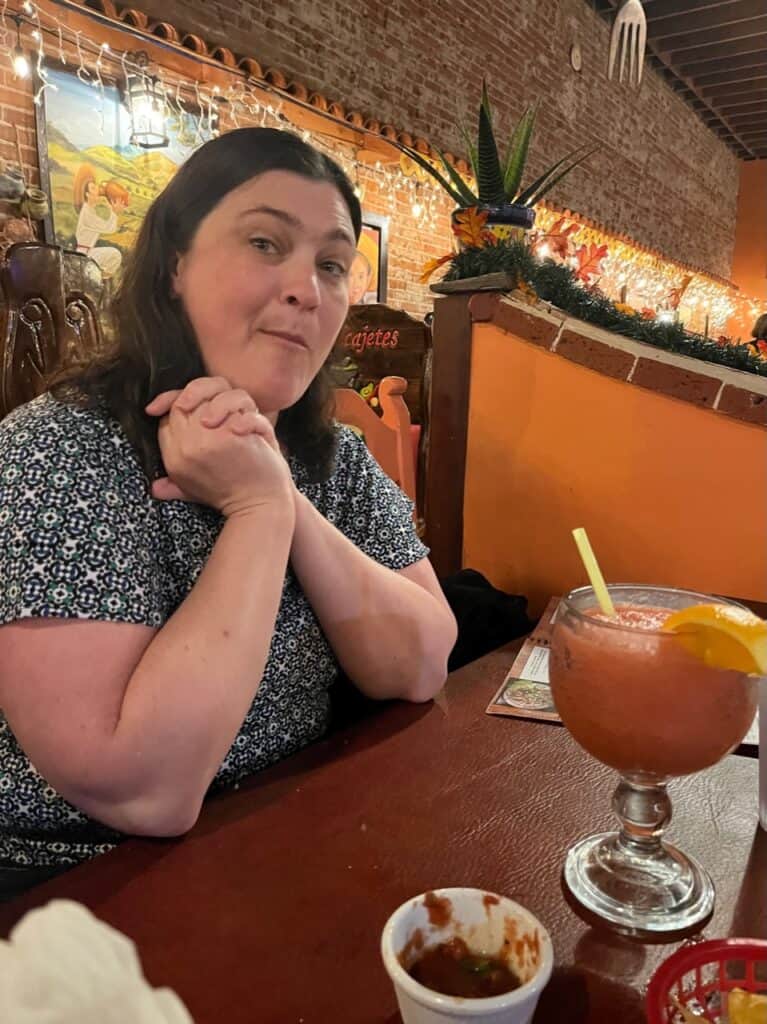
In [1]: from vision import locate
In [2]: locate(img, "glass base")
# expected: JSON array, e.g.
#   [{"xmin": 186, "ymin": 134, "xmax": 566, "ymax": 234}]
[{"xmin": 563, "ymin": 830, "xmax": 715, "ymax": 938}]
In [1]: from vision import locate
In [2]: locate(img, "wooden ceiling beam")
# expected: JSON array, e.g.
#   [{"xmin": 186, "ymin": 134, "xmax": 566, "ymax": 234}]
[
  {"xmin": 701, "ymin": 109, "xmax": 763, "ymax": 138},
  {"xmin": 715, "ymin": 101, "xmax": 767, "ymax": 116},
  {"xmin": 695, "ymin": 62, "xmax": 767, "ymax": 87},
  {"xmin": 658, "ymin": 32, "xmax": 767, "ymax": 65},
  {"xmin": 679, "ymin": 48, "xmax": 767, "ymax": 77},
  {"xmin": 642, "ymin": 0, "xmax": 733, "ymax": 18},
  {"xmin": 702, "ymin": 82, "xmax": 767, "ymax": 105},
  {"xmin": 591, "ymin": 0, "xmax": 765, "ymax": 161},
  {"xmin": 702, "ymin": 105, "xmax": 767, "ymax": 120},
  {"xmin": 649, "ymin": 1, "xmax": 767, "ymax": 38}
]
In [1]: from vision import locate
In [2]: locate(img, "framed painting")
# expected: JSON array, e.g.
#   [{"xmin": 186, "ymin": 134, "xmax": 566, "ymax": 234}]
[
  {"xmin": 34, "ymin": 63, "xmax": 212, "ymax": 282},
  {"xmin": 350, "ymin": 211, "xmax": 388, "ymax": 305}
]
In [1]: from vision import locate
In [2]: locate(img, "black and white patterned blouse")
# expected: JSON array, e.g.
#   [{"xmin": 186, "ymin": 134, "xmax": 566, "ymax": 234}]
[{"xmin": 0, "ymin": 394, "xmax": 427, "ymax": 872}]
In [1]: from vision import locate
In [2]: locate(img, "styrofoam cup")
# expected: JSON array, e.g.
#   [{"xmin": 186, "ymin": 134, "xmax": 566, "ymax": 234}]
[{"xmin": 381, "ymin": 888, "xmax": 553, "ymax": 1024}]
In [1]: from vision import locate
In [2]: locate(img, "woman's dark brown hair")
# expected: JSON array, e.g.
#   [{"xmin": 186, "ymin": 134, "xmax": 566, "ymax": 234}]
[{"xmin": 53, "ymin": 127, "xmax": 362, "ymax": 481}]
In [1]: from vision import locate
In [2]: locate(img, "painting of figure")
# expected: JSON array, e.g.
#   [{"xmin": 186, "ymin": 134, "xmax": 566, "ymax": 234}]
[
  {"xmin": 72, "ymin": 164, "xmax": 131, "ymax": 278},
  {"xmin": 349, "ymin": 214, "xmax": 388, "ymax": 305},
  {"xmin": 36, "ymin": 64, "xmax": 211, "ymax": 281}
]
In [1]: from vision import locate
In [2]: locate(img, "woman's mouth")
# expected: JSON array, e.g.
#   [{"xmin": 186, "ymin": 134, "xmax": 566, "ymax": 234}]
[{"xmin": 260, "ymin": 328, "xmax": 308, "ymax": 349}]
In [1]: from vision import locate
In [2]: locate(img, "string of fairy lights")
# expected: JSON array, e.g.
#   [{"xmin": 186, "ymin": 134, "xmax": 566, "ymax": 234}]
[
  {"xmin": 0, "ymin": 0, "xmax": 450, "ymax": 235},
  {"xmin": 532, "ymin": 207, "xmax": 764, "ymax": 337},
  {"xmin": 0, "ymin": 0, "xmax": 763, "ymax": 336}
]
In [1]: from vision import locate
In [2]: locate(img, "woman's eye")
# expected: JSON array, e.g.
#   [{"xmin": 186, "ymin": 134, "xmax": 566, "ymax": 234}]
[
  {"xmin": 250, "ymin": 237, "xmax": 278, "ymax": 254},
  {"xmin": 320, "ymin": 260, "xmax": 348, "ymax": 277}
]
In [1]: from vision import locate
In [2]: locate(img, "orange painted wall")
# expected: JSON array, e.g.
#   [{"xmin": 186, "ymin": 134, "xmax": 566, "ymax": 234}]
[
  {"xmin": 727, "ymin": 160, "xmax": 767, "ymax": 341},
  {"xmin": 463, "ymin": 325, "xmax": 767, "ymax": 616}
]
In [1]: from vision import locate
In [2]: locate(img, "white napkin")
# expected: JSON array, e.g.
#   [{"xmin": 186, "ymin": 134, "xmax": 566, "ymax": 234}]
[{"xmin": 0, "ymin": 899, "xmax": 193, "ymax": 1023}]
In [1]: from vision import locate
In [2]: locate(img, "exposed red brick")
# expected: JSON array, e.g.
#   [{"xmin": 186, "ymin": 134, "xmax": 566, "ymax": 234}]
[
  {"xmin": 717, "ymin": 384, "xmax": 767, "ymax": 427},
  {"xmin": 631, "ymin": 358, "xmax": 721, "ymax": 408},
  {"xmin": 492, "ymin": 303, "xmax": 560, "ymax": 349},
  {"xmin": 556, "ymin": 329, "xmax": 635, "ymax": 381},
  {"xmin": 2, "ymin": 0, "xmax": 741, "ymax": 324},
  {"xmin": 115, "ymin": 0, "xmax": 739, "ymax": 278}
]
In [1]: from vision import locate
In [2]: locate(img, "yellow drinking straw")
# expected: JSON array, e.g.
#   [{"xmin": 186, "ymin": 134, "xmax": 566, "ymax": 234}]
[{"xmin": 572, "ymin": 527, "xmax": 617, "ymax": 619}]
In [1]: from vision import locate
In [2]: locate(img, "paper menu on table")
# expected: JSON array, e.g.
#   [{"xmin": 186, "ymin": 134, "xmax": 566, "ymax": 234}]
[{"xmin": 486, "ymin": 597, "xmax": 561, "ymax": 723}]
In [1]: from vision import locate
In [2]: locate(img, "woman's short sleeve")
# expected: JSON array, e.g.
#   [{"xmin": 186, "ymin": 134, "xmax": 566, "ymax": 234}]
[
  {"xmin": 324, "ymin": 426, "xmax": 429, "ymax": 571},
  {"xmin": 0, "ymin": 396, "xmax": 168, "ymax": 627}
]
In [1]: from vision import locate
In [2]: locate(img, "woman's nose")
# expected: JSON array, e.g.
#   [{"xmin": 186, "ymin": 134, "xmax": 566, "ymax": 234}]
[{"xmin": 280, "ymin": 255, "xmax": 321, "ymax": 309}]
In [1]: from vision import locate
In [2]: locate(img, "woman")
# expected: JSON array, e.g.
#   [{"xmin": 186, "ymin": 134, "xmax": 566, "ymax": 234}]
[
  {"xmin": 0, "ymin": 128, "xmax": 457, "ymax": 896},
  {"xmin": 73, "ymin": 165, "xmax": 130, "ymax": 279}
]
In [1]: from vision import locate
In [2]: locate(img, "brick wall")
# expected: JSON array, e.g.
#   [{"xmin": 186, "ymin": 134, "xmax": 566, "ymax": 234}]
[
  {"xmin": 0, "ymin": 67, "xmax": 38, "ymax": 189},
  {"xmin": 0, "ymin": 0, "xmax": 741, "ymax": 319},
  {"xmin": 353, "ymin": 171, "xmax": 453, "ymax": 315},
  {"xmin": 0, "ymin": 43, "xmax": 453, "ymax": 318},
  {"xmin": 118, "ymin": 0, "xmax": 741, "ymax": 279}
]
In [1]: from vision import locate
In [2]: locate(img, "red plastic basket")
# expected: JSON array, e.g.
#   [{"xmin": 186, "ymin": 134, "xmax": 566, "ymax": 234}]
[{"xmin": 647, "ymin": 938, "xmax": 767, "ymax": 1023}]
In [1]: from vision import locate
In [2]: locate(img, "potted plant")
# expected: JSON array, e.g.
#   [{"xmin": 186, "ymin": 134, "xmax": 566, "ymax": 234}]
[{"xmin": 399, "ymin": 81, "xmax": 596, "ymax": 243}]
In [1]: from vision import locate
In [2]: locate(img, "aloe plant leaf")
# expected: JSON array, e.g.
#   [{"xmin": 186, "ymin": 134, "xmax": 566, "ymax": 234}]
[
  {"xmin": 459, "ymin": 120, "xmax": 479, "ymax": 182},
  {"xmin": 481, "ymin": 78, "xmax": 493, "ymax": 125},
  {"xmin": 477, "ymin": 84, "xmax": 506, "ymax": 204},
  {"xmin": 524, "ymin": 149, "xmax": 593, "ymax": 204},
  {"xmin": 515, "ymin": 145, "xmax": 597, "ymax": 207},
  {"xmin": 522, "ymin": 145, "xmax": 598, "ymax": 206},
  {"xmin": 435, "ymin": 149, "xmax": 478, "ymax": 206},
  {"xmin": 397, "ymin": 144, "xmax": 473, "ymax": 206},
  {"xmin": 514, "ymin": 150, "xmax": 580, "ymax": 206},
  {"xmin": 503, "ymin": 105, "xmax": 537, "ymax": 202}
]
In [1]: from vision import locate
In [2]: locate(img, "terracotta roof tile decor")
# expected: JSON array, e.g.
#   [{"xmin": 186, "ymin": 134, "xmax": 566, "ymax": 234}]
[
  {"xmin": 263, "ymin": 67, "xmax": 288, "ymax": 90},
  {"xmin": 68, "ymin": 0, "xmax": 454, "ymax": 164},
  {"xmin": 87, "ymin": 0, "xmax": 118, "ymax": 16},
  {"xmin": 118, "ymin": 8, "xmax": 147, "ymax": 27},
  {"xmin": 286, "ymin": 82, "xmax": 309, "ymax": 102},
  {"xmin": 151, "ymin": 22, "xmax": 179, "ymax": 43},
  {"xmin": 210, "ymin": 46, "xmax": 237, "ymax": 68},
  {"xmin": 237, "ymin": 56, "xmax": 264, "ymax": 79}
]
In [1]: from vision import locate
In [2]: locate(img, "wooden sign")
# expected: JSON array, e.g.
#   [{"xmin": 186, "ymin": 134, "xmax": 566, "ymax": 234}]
[{"xmin": 333, "ymin": 304, "xmax": 431, "ymax": 425}]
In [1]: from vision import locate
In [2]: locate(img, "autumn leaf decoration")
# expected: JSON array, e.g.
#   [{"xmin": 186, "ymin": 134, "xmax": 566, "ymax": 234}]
[
  {"xmin": 573, "ymin": 242, "xmax": 608, "ymax": 284},
  {"xmin": 537, "ymin": 216, "xmax": 578, "ymax": 259},
  {"xmin": 613, "ymin": 301, "xmax": 638, "ymax": 317},
  {"xmin": 420, "ymin": 206, "xmax": 497, "ymax": 283},
  {"xmin": 452, "ymin": 206, "xmax": 497, "ymax": 248},
  {"xmin": 667, "ymin": 274, "xmax": 692, "ymax": 311},
  {"xmin": 419, "ymin": 253, "xmax": 454, "ymax": 284}
]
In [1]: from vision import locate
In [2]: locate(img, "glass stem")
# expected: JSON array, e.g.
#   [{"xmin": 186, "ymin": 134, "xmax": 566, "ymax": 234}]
[{"xmin": 612, "ymin": 774, "xmax": 672, "ymax": 857}]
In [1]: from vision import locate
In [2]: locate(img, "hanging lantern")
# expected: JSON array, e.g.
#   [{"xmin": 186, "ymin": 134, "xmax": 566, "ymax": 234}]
[
  {"xmin": 126, "ymin": 52, "xmax": 168, "ymax": 149},
  {"xmin": 11, "ymin": 16, "xmax": 30, "ymax": 79}
]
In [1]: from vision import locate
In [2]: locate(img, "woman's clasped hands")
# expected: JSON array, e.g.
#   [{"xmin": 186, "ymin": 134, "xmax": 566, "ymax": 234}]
[{"xmin": 145, "ymin": 377, "xmax": 293, "ymax": 519}]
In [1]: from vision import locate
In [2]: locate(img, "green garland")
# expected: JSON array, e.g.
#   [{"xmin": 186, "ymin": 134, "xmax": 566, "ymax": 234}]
[{"xmin": 442, "ymin": 241, "xmax": 767, "ymax": 377}]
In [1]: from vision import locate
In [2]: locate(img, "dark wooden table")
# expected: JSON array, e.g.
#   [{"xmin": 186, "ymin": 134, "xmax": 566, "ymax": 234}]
[{"xmin": 1, "ymin": 645, "xmax": 763, "ymax": 1023}]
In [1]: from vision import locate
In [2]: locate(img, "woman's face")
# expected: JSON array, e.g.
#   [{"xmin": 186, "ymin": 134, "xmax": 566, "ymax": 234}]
[
  {"xmin": 173, "ymin": 169, "xmax": 356, "ymax": 418},
  {"xmin": 84, "ymin": 181, "xmax": 97, "ymax": 206}
]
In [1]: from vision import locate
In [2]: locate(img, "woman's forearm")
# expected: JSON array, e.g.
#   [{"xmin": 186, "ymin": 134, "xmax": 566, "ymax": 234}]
[
  {"xmin": 289, "ymin": 493, "xmax": 455, "ymax": 702},
  {"xmin": 99, "ymin": 502, "xmax": 294, "ymax": 831}
]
